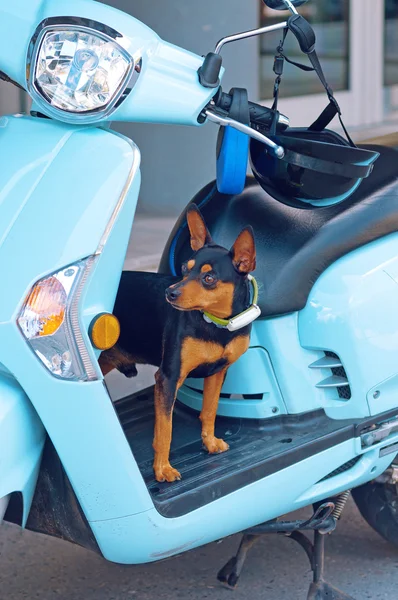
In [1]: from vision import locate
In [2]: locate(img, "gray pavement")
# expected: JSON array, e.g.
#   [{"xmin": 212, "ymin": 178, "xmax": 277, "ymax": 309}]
[
  {"xmin": 1, "ymin": 498, "xmax": 398, "ymax": 599},
  {"xmin": 1, "ymin": 215, "xmax": 398, "ymax": 599}
]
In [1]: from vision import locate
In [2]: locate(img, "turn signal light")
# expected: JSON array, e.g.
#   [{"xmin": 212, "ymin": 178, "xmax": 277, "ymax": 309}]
[{"xmin": 19, "ymin": 276, "xmax": 66, "ymax": 339}]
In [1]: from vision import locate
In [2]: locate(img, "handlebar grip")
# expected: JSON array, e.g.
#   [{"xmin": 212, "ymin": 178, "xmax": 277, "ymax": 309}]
[
  {"xmin": 215, "ymin": 92, "xmax": 288, "ymax": 130},
  {"xmin": 248, "ymin": 102, "xmax": 277, "ymax": 128}
]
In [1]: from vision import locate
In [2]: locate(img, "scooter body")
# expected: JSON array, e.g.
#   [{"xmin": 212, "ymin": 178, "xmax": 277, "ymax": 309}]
[
  {"xmin": 179, "ymin": 233, "xmax": 398, "ymax": 421},
  {"xmin": 0, "ymin": 0, "xmax": 398, "ymax": 570}
]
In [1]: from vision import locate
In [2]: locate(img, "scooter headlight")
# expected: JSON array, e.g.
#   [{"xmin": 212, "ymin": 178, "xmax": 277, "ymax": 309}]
[
  {"xmin": 18, "ymin": 258, "xmax": 98, "ymax": 382},
  {"xmin": 27, "ymin": 18, "xmax": 137, "ymax": 124}
]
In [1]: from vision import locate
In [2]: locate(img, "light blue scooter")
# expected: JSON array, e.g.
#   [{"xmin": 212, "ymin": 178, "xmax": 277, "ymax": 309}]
[{"xmin": 1, "ymin": 0, "xmax": 398, "ymax": 597}]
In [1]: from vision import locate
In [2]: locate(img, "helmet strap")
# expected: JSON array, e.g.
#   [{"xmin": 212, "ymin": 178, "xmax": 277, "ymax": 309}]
[{"xmin": 271, "ymin": 15, "xmax": 356, "ymax": 149}]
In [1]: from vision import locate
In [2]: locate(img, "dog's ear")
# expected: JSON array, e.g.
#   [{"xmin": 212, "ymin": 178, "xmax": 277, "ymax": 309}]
[
  {"xmin": 186, "ymin": 204, "xmax": 212, "ymax": 251},
  {"xmin": 230, "ymin": 226, "xmax": 256, "ymax": 274}
]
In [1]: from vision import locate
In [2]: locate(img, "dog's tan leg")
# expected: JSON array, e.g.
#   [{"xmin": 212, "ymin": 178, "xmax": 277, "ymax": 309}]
[
  {"xmin": 99, "ymin": 353, "xmax": 115, "ymax": 376},
  {"xmin": 200, "ymin": 368, "xmax": 230, "ymax": 454},
  {"xmin": 152, "ymin": 369, "xmax": 181, "ymax": 483}
]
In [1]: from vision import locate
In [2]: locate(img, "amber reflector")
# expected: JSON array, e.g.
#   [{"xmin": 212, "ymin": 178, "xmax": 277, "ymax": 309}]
[{"xmin": 90, "ymin": 313, "xmax": 120, "ymax": 350}]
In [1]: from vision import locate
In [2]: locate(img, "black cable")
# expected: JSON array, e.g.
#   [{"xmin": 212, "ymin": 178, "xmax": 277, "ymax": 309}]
[{"xmin": 0, "ymin": 71, "xmax": 25, "ymax": 91}]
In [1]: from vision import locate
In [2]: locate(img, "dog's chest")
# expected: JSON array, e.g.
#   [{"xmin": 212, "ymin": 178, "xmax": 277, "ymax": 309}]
[{"xmin": 180, "ymin": 335, "xmax": 249, "ymax": 379}]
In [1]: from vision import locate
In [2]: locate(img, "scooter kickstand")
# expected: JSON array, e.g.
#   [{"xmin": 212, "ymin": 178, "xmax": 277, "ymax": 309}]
[
  {"xmin": 217, "ymin": 533, "xmax": 261, "ymax": 589},
  {"xmin": 306, "ymin": 530, "xmax": 355, "ymax": 600},
  {"xmin": 217, "ymin": 498, "xmax": 356, "ymax": 599}
]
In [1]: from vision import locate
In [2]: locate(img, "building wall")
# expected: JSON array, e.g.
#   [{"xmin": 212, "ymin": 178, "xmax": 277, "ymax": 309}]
[
  {"xmin": 0, "ymin": 82, "xmax": 22, "ymax": 115},
  {"xmin": 103, "ymin": 0, "xmax": 259, "ymax": 215}
]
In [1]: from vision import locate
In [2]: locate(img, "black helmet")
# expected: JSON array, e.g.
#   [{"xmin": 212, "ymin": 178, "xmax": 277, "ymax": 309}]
[
  {"xmin": 250, "ymin": 11, "xmax": 380, "ymax": 208},
  {"xmin": 250, "ymin": 128, "xmax": 380, "ymax": 209}
]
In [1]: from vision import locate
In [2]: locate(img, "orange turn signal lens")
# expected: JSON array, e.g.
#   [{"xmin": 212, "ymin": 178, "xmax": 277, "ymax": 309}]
[
  {"xmin": 22, "ymin": 276, "xmax": 67, "ymax": 338},
  {"xmin": 90, "ymin": 313, "xmax": 120, "ymax": 350}
]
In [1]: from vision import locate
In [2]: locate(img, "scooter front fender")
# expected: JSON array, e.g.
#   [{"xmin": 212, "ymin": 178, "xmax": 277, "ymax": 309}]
[{"xmin": 0, "ymin": 371, "xmax": 45, "ymax": 525}]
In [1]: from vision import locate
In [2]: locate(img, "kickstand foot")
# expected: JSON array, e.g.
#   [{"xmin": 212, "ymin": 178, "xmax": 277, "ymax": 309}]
[
  {"xmin": 307, "ymin": 581, "xmax": 356, "ymax": 600},
  {"xmin": 306, "ymin": 530, "xmax": 356, "ymax": 600}
]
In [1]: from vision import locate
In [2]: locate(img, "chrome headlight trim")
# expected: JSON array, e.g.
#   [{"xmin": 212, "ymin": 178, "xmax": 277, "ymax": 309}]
[{"xmin": 27, "ymin": 17, "xmax": 141, "ymax": 124}]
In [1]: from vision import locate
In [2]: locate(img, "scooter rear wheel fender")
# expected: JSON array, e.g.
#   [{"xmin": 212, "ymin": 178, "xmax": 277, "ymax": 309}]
[{"xmin": 352, "ymin": 476, "xmax": 398, "ymax": 547}]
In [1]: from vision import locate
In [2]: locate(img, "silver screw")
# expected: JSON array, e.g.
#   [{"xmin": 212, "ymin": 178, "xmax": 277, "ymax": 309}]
[
  {"xmin": 272, "ymin": 407, "xmax": 278, "ymax": 414},
  {"xmin": 373, "ymin": 390, "xmax": 380, "ymax": 399}
]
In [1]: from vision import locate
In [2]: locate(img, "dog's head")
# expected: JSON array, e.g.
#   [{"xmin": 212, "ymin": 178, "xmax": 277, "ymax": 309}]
[{"xmin": 165, "ymin": 204, "xmax": 256, "ymax": 319}]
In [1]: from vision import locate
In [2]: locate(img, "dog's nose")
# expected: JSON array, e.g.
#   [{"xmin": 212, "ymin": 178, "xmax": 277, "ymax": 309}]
[{"xmin": 166, "ymin": 287, "xmax": 181, "ymax": 302}]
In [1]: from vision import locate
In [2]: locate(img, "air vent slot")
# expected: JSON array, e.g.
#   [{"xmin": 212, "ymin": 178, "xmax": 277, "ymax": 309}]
[
  {"xmin": 186, "ymin": 385, "xmax": 263, "ymax": 400},
  {"xmin": 310, "ymin": 351, "xmax": 351, "ymax": 400},
  {"xmin": 318, "ymin": 456, "xmax": 361, "ymax": 482}
]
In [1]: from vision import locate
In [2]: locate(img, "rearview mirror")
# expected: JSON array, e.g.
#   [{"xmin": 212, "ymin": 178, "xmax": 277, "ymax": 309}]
[{"xmin": 263, "ymin": 0, "xmax": 308, "ymax": 10}]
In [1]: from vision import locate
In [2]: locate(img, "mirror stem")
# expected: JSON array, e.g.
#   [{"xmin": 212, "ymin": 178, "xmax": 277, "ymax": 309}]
[
  {"xmin": 214, "ymin": 21, "xmax": 287, "ymax": 54},
  {"xmin": 284, "ymin": 0, "xmax": 299, "ymax": 14}
]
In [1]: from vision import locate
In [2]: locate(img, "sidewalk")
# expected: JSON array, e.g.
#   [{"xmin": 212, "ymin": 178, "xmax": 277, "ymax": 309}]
[{"xmin": 123, "ymin": 215, "xmax": 176, "ymax": 272}]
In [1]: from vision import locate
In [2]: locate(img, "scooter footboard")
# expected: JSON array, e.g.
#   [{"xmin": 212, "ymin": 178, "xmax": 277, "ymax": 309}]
[{"xmin": 0, "ymin": 372, "xmax": 46, "ymax": 525}]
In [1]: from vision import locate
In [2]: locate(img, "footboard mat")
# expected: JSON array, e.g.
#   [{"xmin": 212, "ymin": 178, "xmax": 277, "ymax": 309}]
[{"xmin": 114, "ymin": 386, "xmax": 379, "ymax": 518}]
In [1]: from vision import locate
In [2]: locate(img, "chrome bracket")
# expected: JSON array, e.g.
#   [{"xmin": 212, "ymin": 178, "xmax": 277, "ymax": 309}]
[
  {"xmin": 361, "ymin": 418, "xmax": 398, "ymax": 448},
  {"xmin": 205, "ymin": 109, "xmax": 285, "ymax": 158}
]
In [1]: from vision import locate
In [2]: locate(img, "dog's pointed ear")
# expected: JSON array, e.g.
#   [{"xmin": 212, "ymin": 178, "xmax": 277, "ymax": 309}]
[
  {"xmin": 230, "ymin": 226, "xmax": 256, "ymax": 274},
  {"xmin": 186, "ymin": 204, "xmax": 212, "ymax": 251}
]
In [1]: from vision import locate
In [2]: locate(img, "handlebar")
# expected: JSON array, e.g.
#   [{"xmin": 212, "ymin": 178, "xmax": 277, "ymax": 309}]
[{"xmin": 215, "ymin": 92, "xmax": 289, "ymax": 130}]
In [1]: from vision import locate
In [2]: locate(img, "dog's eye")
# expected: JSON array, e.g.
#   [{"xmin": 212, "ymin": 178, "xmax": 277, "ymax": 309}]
[
  {"xmin": 181, "ymin": 264, "xmax": 188, "ymax": 275},
  {"xmin": 203, "ymin": 273, "xmax": 216, "ymax": 286}
]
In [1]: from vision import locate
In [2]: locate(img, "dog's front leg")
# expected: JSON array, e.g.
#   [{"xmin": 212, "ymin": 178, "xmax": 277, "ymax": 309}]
[
  {"xmin": 200, "ymin": 368, "xmax": 230, "ymax": 454},
  {"xmin": 153, "ymin": 369, "xmax": 181, "ymax": 483}
]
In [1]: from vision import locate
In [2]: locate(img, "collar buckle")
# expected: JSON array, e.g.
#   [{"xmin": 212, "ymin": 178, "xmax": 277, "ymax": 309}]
[{"xmin": 202, "ymin": 275, "xmax": 261, "ymax": 331}]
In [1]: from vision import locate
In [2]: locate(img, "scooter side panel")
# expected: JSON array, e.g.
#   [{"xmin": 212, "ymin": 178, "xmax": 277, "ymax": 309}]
[
  {"xmin": 180, "ymin": 236, "xmax": 398, "ymax": 421},
  {"xmin": 0, "ymin": 115, "xmax": 139, "ymax": 322},
  {"xmin": 177, "ymin": 312, "xmax": 331, "ymax": 418},
  {"xmin": 179, "ymin": 346, "xmax": 288, "ymax": 418},
  {"xmin": 90, "ymin": 438, "xmax": 395, "ymax": 564},
  {"xmin": 299, "ymin": 233, "xmax": 398, "ymax": 419},
  {"xmin": 0, "ymin": 371, "xmax": 45, "ymax": 525},
  {"xmin": 112, "ymin": 38, "xmax": 222, "ymax": 125},
  {"xmin": 0, "ymin": 114, "xmax": 149, "ymax": 523}
]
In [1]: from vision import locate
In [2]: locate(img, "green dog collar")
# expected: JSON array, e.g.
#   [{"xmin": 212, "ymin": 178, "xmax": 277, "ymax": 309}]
[{"xmin": 203, "ymin": 275, "xmax": 261, "ymax": 332}]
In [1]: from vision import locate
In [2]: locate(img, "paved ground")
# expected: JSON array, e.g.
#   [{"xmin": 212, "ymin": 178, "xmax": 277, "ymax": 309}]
[
  {"xmin": 2, "ymin": 215, "xmax": 398, "ymax": 599},
  {"xmin": 1, "ymin": 498, "xmax": 398, "ymax": 600}
]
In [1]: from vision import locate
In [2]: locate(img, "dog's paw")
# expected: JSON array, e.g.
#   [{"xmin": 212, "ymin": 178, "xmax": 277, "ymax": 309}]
[
  {"xmin": 154, "ymin": 463, "xmax": 182, "ymax": 483},
  {"xmin": 203, "ymin": 436, "xmax": 230, "ymax": 454}
]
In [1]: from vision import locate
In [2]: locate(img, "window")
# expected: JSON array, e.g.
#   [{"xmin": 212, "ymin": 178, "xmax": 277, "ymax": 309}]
[
  {"xmin": 384, "ymin": 0, "xmax": 398, "ymax": 86},
  {"xmin": 259, "ymin": 0, "xmax": 350, "ymax": 99}
]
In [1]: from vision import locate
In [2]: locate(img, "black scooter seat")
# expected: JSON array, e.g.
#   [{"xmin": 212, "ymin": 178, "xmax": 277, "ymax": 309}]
[{"xmin": 159, "ymin": 144, "xmax": 398, "ymax": 317}]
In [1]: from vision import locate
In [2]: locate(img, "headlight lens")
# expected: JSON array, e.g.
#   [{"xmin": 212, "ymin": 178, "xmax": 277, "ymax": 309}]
[
  {"xmin": 35, "ymin": 30, "xmax": 131, "ymax": 113},
  {"xmin": 27, "ymin": 18, "xmax": 137, "ymax": 123},
  {"xmin": 18, "ymin": 258, "xmax": 98, "ymax": 381}
]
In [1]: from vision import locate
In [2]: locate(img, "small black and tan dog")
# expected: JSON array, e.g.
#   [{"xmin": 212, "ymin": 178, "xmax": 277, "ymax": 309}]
[{"xmin": 100, "ymin": 205, "xmax": 256, "ymax": 483}]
